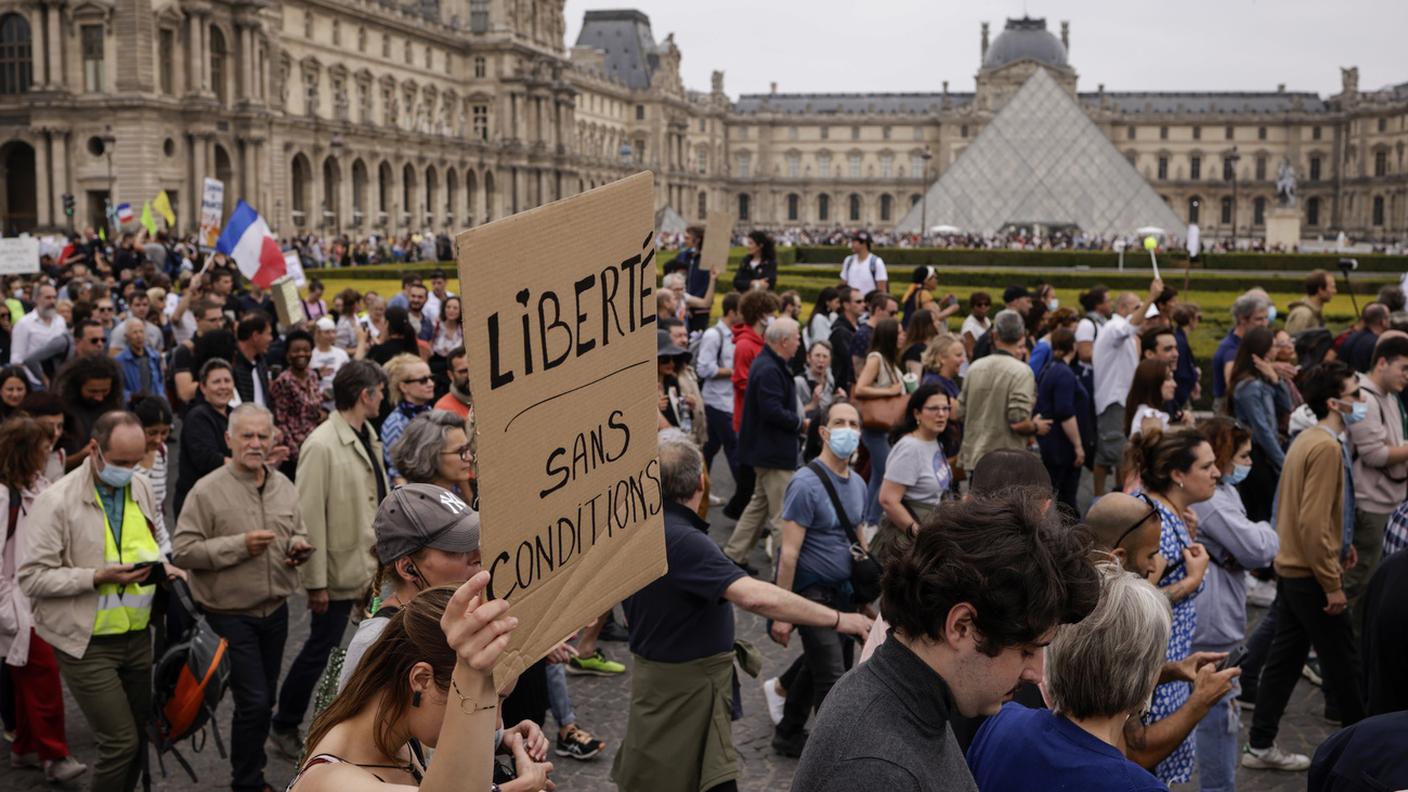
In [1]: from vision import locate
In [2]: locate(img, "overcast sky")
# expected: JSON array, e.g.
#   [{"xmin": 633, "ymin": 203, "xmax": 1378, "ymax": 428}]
[{"xmin": 563, "ymin": 0, "xmax": 1408, "ymax": 99}]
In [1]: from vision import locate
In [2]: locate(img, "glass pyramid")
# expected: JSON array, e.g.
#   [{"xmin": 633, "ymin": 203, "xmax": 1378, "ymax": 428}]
[{"xmin": 898, "ymin": 69, "xmax": 1183, "ymax": 236}]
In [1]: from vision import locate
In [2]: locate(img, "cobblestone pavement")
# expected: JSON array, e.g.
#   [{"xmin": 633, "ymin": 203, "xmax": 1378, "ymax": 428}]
[{"xmin": 1, "ymin": 461, "xmax": 1335, "ymax": 792}]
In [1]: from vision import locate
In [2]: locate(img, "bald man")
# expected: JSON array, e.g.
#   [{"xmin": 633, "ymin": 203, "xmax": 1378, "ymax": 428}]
[{"xmin": 1086, "ymin": 492, "xmax": 1165, "ymax": 578}]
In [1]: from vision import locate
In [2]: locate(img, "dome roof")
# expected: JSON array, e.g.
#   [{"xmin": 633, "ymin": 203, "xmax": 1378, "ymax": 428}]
[{"xmin": 983, "ymin": 17, "xmax": 1068, "ymax": 71}]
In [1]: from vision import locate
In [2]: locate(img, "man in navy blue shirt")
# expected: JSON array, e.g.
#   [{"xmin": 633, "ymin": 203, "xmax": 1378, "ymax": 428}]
[
  {"xmin": 1212, "ymin": 292, "xmax": 1269, "ymax": 409},
  {"xmin": 613, "ymin": 436, "xmax": 871, "ymax": 792}
]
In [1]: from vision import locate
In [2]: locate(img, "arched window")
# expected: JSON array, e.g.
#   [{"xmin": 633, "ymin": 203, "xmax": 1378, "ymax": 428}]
[
  {"xmin": 1306, "ymin": 196, "xmax": 1320, "ymax": 227},
  {"xmin": 378, "ymin": 161, "xmax": 393, "ymax": 216},
  {"xmin": 697, "ymin": 190, "xmax": 706, "ymax": 220},
  {"xmin": 351, "ymin": 159, "xmax": 367, "ymax": 223},
  {"xmin": 848, "ymin": 193, "xmax": 861, "ymax": 222},
  {"xmin": 210, "ymin": 26, "xmax": 228, "ymax": 105},
  {"xmin": 737, "ymin": 193, "xmax": 750, "ymax": 222},
  {"xmin": 880, "ymin": 194, "xmax": 893, "ymax": 223},
  {"xmin": 1220, "ymin": 197, "xmax": 1233, "ymax": 225},
  {"xmin": 402, "ymin": 163, "xmax": 417, "ymax": 221},
  {"xmin": 424, "ymin": 166, "xmax": 437, "ymax": 222},
  {"xmin": 1187, "ymin": 196, "xmax": 1200, "ymax": 224},
  {"xmin": 0, "ymin": 14, "xmax": 32, "ymax": 95},
  {"xmin": 818, "ymin": 194, "xmax": 830, "ymax": 222},
  {"xmin": 290, "ymin": 154, "xmax": 312, "ymax": 226},
  {"xmin": 1373, "ymin": 195, "xmax": 1385, "ymax": 226},
  {"xmin": 909, "ymin": 193, "xmax": 921, "ymax": 207},
  {"xmin": 445, "ymin": 169, "xmax": 458, "ymax": 219},
  {"xmin": 1253, "ymin": 196, "xmax": 1266, "ymax": 226},
  {"xmin": 322, "ymin": 157, "xmax": 340, "ymax": 226},
  {"xmin": 787, "ymin": 193, "xmax": 799, "ymax": 222}
]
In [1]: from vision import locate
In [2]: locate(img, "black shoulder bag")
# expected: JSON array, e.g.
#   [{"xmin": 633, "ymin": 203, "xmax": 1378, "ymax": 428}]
[{"xmin": 806, "ymin": 461, "xmax": 883, "ymax": 605}]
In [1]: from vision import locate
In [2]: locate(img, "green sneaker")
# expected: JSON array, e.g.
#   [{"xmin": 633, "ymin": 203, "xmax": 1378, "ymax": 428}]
[{"xmin": 568, "ymin": 650, "xmax": 625, "ymax": 676}]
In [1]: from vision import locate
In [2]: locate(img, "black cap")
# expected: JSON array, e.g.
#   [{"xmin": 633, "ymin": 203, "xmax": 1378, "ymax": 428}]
[
  {"xmin": 852, "ymin": 231, "xmax": 873, "ymax": 246},
  {"xmin": 1003, "ymin": 285, "xmax": 1033, "ymax": 304}
]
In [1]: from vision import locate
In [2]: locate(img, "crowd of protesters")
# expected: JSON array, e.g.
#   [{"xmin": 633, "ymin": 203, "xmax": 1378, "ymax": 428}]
[{"xmin": 0, "ymin": 219, "xmax": 1405, "ymax": 792}]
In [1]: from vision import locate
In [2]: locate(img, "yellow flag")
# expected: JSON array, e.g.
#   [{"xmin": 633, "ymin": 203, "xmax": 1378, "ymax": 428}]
[
  {"xmin": 140, "ymin": 201, "xmax": 158, "ymax": 235},
  {"xmin": 153, "ymin": 190, "xmax": 176, "ymax": 226}
]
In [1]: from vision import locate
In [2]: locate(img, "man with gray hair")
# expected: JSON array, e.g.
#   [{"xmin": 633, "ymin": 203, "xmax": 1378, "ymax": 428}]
[
  {"xmin": 172, "ymin": 403, "xmax": 312, "ymax": 792},
  {"xmin": 613, "ymin": 435, "xmax": 871, "ymax": 792},
  {"xmin": 1091, "ymin": 278, "xmax": 1163, "ymax": 495},
  {"xmin": 967, "ymin": 562, "xmax": 1173, "ymax": 789},
  {"xmin": 113, "ymin": 318, "xmax": 163, "ymax": 402},
  {"xmin": 957, "ymin": 309, "xmax": 1051, "ymax": 471},
  {"xmin": 724, "ymin": 316, "xmax": 804, "ymax": 567},
  {"xmin": 1212, "ymin": 291, "xmax": 1271, "ymax": 407}
]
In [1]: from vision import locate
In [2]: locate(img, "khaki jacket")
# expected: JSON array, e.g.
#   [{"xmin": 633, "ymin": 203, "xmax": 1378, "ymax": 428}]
[
  {"xmin": 171, "ymin": 463, "xmax": 307, "ymax": 617},
  {"xmin": 17, "ymin": 461, "xmax": 162, "ymax": 659},
  {"xmin": 1274, "ymin": 426, "xmax": 1346, "ymax": 593},
  {"xmin": 1346, "ymin": 374, "xmax": 1408, "ymax": 514},
  {"xmin": 294, "ymin": 411, "xmax": 384, "ymax": 601}
]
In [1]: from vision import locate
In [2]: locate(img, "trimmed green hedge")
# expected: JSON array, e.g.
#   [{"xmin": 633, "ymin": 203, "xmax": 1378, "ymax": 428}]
[{"xmin": 791, "ymin": 246, "xmax": 1408, "ymax": 273}]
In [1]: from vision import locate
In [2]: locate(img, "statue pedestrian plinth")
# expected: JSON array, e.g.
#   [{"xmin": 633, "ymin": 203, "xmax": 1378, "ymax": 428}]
[{"xmin": 1265, "ymin": 207, "xmax": 1301, "ymax": 250}]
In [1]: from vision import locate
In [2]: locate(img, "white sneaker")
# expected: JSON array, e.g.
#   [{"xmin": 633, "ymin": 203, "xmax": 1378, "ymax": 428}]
[
  {"xmin": 10, "ymin": 752, "xmax": 40, "ymax": 770},
  {"xmin": 708, "ymin": 494, "xmax": 725, "ymax": 506},
  {"xmin": 1240, "ymin": 743, "xmax": 1311, "ymax": 771},
  {"xmin": 44, "ymin": 756, "xmax": 88, "ymax": 782},
  {"xmin": 762, "ymin": 677, "xmax": 786, "ymax": 725}
]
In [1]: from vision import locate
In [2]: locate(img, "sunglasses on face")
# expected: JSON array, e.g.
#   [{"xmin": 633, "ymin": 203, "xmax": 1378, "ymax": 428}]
[{"xmin": 403, "ymin": 376, "xmax": 434, "ymax": 385}]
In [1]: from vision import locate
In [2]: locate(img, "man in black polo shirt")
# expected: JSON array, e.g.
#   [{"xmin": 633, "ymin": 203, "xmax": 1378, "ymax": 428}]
[{"xmin": 612, "ymin": 435, "xmax": 870, "ymax": 792}]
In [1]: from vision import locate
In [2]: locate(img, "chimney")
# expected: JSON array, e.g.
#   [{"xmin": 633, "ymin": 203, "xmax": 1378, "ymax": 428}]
[
  {"xmin": 770, "ymin": 81, "xmax": 777, "ymax": 95},
  {"xmin": 1061, "ymin": 21, "xmax": 1069, "ymax": 52},
  {"xmin": 942, "ymin": 80, "xmax": 950, "ymax": 107},
  {"xmin": 980, "ymin": 22, "xmax": 989, "ymax": 61},
  {"xmin": 1277, "ymin": 83, "xmax": 1285, "ymax": 93}
]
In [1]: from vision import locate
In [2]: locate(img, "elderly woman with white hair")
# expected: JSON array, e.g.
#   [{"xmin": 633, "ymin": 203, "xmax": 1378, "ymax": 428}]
[{"xmin": 967, "ymin": 562, "xmax": 1174, "ymax": 792}]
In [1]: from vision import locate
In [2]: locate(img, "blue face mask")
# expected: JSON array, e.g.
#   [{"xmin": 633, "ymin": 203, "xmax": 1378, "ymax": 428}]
[
  {"xmin": 1047, "ymin": 298, "xmax": 1059, "ymax": 312},
  {"xmin": 1344, "ymin": 401, "xmax": 1368, "ymax": 425},
  {"xmin": 97, "ymin": 461, "xmax": 135, "ymax": 488},
  {"xmin": 1223, "ymin": 463, "xmax": 1251, "ymax": 486},
  {"xmin": 826, "ymin": 427, "xmax": 861, "ymax": 459},
  {"xmin": 1267, "ymin": 305, "xmax": 1279, "ymax": 323}
]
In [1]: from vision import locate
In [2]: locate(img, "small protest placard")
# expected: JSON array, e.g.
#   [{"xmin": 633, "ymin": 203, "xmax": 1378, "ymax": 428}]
[
  {"xmin": 456, "ymin": 172, "xmax": 667, "ymax": 688},
  {"xmin": 700, "ymin": 209, "xmax": 734, "ymax": 274},
  {"xmin": 0, "ymin": 237, "xmax": 40, "ymax": 274},
  {"xmin": 198, "ymin": 178, "xmax": 224, "ymax": 249},
  {"xmin": 270, "ymin": 276, "xmax": 303, "ymax": 327}
]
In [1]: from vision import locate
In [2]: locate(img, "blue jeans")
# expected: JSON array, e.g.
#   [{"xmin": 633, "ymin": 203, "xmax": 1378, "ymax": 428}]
[
  {"xmin": 545, "ymin": 661, "xmax": 575, "ymax": 730},
  {"xmin": 703, "ymin": 405, "xmax": 739, "ymax": 479},
  {"xmin": 1194, "ymin": 684, "xmax": 1240, "ymax": 792},
  {"xmin": 860, "ymin": 428, "xmax": 890, "ymax": 524},
  {"xmin": 206, "ymin": 605, "xmax": 290, "ymax": 792}
]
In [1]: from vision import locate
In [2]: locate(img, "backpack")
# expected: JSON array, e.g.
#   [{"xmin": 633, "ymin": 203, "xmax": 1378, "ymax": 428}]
[{"xmin": 147, "ymin": 578, "xmax": 230, "ymax": 786}]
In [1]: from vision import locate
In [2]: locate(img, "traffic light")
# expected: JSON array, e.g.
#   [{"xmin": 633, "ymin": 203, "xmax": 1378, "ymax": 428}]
[{"xmin": 63, "ymin": 193, "xmax": 75, "ymax": 217}]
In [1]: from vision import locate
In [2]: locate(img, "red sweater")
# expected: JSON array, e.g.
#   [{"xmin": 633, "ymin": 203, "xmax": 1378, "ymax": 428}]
[{"xmin": 731, "ymin": 323, "xmax": 765, "ymax": 433}]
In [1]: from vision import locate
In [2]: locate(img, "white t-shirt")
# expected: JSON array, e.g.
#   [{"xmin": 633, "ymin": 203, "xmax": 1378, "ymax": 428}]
[
  {"xmin": 1128, "ymin": 404, "xmax": 1170, "ymax": 438},
  {"xmin": 841, "ymin": 254, "xmax": 888, "ymax": 295},
  {"xmin": 1074, "ymin": 317, "xmax": 1099, "ymax": 345},
  {"xmin": 960, "ymin": 314, "xmax": 990, "ymax": 343},
  {"xmin": 310, "ymin": 345, "xmax": 350, "ymax": 409},
  {"xmin": 1091, "ymin": 313, "xmax": 1139, "ymax": 414}
]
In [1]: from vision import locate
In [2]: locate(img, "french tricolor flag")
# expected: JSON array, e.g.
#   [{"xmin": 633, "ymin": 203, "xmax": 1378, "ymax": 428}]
[{"xmin": 215, "ymin": 200, "xmax": 286, "ymax": 288}]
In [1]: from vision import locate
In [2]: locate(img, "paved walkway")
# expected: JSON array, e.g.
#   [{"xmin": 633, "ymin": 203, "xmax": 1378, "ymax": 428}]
[{"xmin": 1, "ymin": 462, "xmax": 1335, "ymax": 792}]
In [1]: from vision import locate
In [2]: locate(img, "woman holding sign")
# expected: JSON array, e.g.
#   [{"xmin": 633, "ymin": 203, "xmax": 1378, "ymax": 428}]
[{"xmin": 289, "ymin": 574, "xmax": 549, "ymax": 792}]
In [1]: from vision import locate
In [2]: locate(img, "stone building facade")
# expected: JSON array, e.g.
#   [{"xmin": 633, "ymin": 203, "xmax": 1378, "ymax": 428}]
[{"xmin": 0, "ymin": 6, "xmax": 1403, "ymax": 242}]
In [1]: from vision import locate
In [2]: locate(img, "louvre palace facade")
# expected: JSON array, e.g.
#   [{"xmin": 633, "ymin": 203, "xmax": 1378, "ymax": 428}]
[{"xmin": 0, "ymin": 4, "xmax": 1403, "ymax": 241}]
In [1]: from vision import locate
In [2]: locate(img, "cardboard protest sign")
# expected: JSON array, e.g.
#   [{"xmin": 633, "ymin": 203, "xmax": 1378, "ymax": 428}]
[
  {"xmin": 700, "ymin": 209, "xmax": 734, "ymax": 274},
  {"xmin": 271, "ymin": 276, "xmax": 302, "ymax": 327},
  {"xmin": 198, "ymin": 178, "xmax": 224, "ymax": 249},
  {"xmin": 0, "ymin": 237, "xmax": 40, "ymax": 274},
  {"xmin": 456, "ymin": 172, "xmax": 667, "ymax": 688}
]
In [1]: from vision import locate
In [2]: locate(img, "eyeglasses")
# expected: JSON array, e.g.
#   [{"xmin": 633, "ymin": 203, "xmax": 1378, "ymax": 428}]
[
  {"xmin": 921, "ymin": 404, "xmax": 951, "ymax": 414},
  {"xmin": 97, "ymin": 305, "xmax": 114, "ymax": 312},
  {"xmin": 440, "ymin": 442, "xmax": 473, "ymax": 461},
  {"xmin": 1114, "ymin": 492, "xmax": 1159, "ymax": 551},
  {"xmin": 403, "ymin": 376, "xmax": 434, "ymax": 385}
]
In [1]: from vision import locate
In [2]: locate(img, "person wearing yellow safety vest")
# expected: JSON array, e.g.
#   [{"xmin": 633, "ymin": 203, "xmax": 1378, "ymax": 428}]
[{"xmin": 18, "ymin": 410, "xmax": 185, "ymax": 792}]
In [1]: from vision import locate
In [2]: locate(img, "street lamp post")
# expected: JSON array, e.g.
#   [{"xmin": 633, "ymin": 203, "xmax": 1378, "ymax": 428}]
[
  {"xmin": 1226, "ymin": 146, "xmax": 1241, "ymax": 249},
  {"xmin": 919, "ymin": 147, "xmax": 933, "ymax": 245},
  {"xmin": 101, "ymin": 126, "xmax": 117, "ymax": 235}
]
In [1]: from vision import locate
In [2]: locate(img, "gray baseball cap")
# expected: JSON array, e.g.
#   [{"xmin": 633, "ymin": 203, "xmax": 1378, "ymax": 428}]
[{"xmin": 374, "ymin": 483, "xmax": 481, "ymax": 564}]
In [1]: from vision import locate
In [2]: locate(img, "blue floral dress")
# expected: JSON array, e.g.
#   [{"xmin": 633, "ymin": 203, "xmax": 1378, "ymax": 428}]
[{"xmin": 1142, "ymin": 495, "xmax": 1203, "ymax": 784}]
